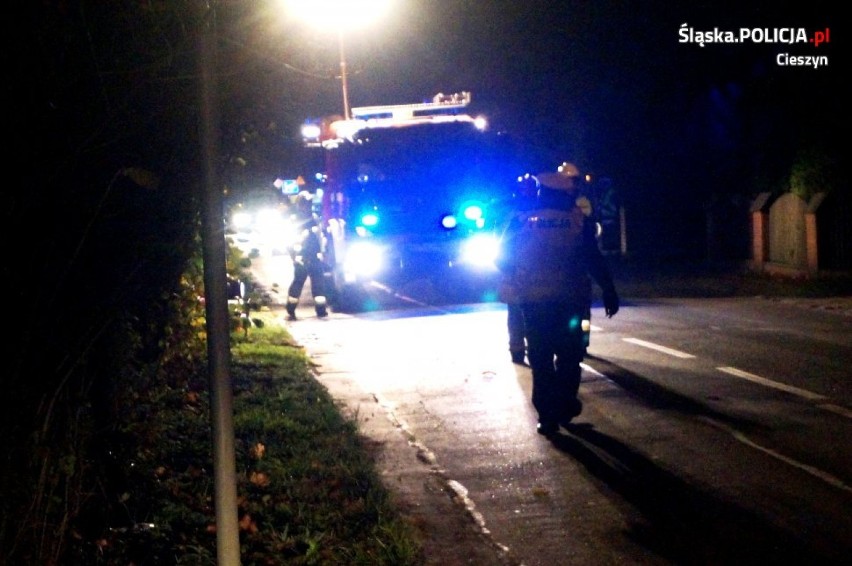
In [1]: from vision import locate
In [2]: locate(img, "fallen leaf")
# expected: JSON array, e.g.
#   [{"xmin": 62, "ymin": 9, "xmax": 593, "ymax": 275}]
[
  {"xmin": 239, "ymin": 513, "xmax": 259, "ymax": 533},
  {"xmin": 250, "ymin": 471, "xmax": 270, "ymax": 487},
  {"xmin": 250, "ymin": 442, "xmax": 266, "ymax": 459}
]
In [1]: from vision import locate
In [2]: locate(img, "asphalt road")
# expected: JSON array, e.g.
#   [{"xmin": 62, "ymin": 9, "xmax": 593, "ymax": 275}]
[{"xmin": 248, "ymin": 250, "xmax": 852, "ymax": 565}]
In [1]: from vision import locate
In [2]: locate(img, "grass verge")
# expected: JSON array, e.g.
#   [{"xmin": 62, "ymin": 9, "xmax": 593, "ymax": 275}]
[{"xmin": 91, "ymin": 312, "xmax": 424, "ymax": 565}]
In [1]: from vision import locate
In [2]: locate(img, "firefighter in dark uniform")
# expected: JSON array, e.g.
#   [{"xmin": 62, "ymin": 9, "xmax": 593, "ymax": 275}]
[
  {"xmin": 497, "ymin": 163, "xmax": 619, "ymax": 436},
  {"xmin": 286, "ymin": 191, "xmax": 329, "ymax": 320}
]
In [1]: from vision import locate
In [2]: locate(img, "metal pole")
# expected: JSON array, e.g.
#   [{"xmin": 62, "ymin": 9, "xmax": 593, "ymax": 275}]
[
  {"xmin": 338, "ymin": 28, "xmax": 350, "ymax": 119},
  {"xmin": 198, "ymin": 2, "xmax": 241, "ymax": 564}
]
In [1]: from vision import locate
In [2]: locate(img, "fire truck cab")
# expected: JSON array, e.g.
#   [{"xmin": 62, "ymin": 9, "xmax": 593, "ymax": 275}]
[{"xmin": 301, "ymin": 92, "xmax": 522, "ymax": 310}]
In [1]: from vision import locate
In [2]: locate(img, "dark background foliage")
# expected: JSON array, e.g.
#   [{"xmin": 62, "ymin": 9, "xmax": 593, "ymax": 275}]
[{"xmin": 4, "ymin": 3, "xmax": 205, "ymax": 561}]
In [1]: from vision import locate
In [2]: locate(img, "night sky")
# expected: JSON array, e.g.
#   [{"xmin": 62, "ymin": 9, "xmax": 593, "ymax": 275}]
[{"xmin": 267, "ymin": 1, "xmax": 843, "ymax": 256}]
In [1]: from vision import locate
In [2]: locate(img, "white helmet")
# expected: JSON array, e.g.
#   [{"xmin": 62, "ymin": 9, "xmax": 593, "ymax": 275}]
[{"xmin": 536, "ymin": 162, "xmax": 580, "ymax": 191}]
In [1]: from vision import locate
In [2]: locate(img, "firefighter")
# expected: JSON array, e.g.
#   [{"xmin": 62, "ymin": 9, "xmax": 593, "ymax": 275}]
[
  {"xmin": 285, "ymin": 191, "xmax": 329, "ymax": 320},
  {"xmin": 497, "ymin": 162, "xmax": 619, "ymax": 436}
]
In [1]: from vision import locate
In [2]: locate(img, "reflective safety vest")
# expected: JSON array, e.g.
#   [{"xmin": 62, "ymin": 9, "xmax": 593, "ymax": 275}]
[{"xmin": 500, "ymin": 201, "xmax": 593, "ymax": 304}]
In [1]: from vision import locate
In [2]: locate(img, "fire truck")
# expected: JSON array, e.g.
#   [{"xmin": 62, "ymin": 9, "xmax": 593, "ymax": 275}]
[{"xmin": 301, "ymin": 92, "xmax": 523, "ymax": 310}]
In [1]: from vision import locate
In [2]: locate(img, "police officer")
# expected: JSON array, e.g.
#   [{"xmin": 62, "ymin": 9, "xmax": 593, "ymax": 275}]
[
  {"xmin": 496, "ymin": 173, "xmax": 540, "ymax": 364},
  {"xmin": 286, "ymin": 191, "xmax": 329, "ymax": 320},
  {"xmin": 497, "ymin": 162, "xmax": 619, "ymax": 436}
]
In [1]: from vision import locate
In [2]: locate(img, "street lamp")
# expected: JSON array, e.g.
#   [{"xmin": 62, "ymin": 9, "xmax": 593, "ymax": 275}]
[
  {"xmin": 283, "ymin": 0, "xmax": 392, "ymax": 120},
  {"xmin": 337, "ymin": 28, "xmax": 351, "ymax": 119}
]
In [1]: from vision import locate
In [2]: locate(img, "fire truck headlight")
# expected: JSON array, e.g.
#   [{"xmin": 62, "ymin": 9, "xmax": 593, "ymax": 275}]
[
  {"xmin": 441, "ymin": 214, "xmax": 458, "ymax": 229},
  {"xmin": 343, "ymin": 241, "xmax": 384, "ymax": 279},
  {"xmin": 460, "ymin": 233, "xmax": 500, "ymax": 269}
]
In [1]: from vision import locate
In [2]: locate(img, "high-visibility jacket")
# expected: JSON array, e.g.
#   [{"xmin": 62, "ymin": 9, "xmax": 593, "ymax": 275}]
[{"xmin": 498, "ymin": 197, "xmax": 613, "ymax": 305}]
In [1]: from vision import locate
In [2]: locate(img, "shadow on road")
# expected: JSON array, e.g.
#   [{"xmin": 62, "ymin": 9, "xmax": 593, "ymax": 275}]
[{"xmin": 546, "ymin": 419, "xmax": 844, "ymax": 564}]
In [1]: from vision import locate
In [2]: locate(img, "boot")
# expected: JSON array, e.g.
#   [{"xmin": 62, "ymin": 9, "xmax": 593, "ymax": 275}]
[
  {"xmin": 315, "ymin": 295, "xmax": 328, "ymax": 318},
  {"xmin": 285, "ymin": 296, "xmax": 299, "ymax": 320}
]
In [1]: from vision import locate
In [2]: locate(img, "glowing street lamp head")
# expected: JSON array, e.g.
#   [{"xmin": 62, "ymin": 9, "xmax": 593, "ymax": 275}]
[
  {"xmin": 282, "ymin": 0, "xmax": 393, "ymax": 30},
  {"xmin": 283, "ymin": 0, "xmax": 393, "ymax": 119}
]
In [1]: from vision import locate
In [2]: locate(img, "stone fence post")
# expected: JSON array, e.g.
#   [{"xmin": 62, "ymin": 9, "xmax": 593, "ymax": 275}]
[{"xmin": 750, "ymin": 192, "xmax": 772, "ymax": 271}]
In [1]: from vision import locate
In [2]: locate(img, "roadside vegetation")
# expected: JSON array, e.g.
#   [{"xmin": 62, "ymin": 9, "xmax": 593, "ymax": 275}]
[
  {"xmin": 2, "ymin": 233, "xmax": 425, "ymax": 565},
  {"xmin": 66, "ymin": 314, "xmax": 422, "ymax": 565}
]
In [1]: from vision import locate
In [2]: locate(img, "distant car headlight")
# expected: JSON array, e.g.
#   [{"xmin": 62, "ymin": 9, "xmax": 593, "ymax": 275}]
[
  {"xmin": 255, "ymin": 208, "xmax": 285, "ymax": 233},
  {"xmin": 279, "ymin": 218, "xmax": 299, "ymax": 248},
  {"xmin": 459, "ymin": 233, "xmax": 500, "ymax": 269},
  {"xmin": 343, "ymin": 241, "xmax": 385, "ymax": 280},
  {"xmin": 231, "ymin": 211, "xmax": 253, "ymax": 230}
]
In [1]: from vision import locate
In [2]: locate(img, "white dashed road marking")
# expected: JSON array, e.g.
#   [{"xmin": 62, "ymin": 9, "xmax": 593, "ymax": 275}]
[
  {"xmin": 612, "ymin": 337, "xmax": 850, "ymax": 420},
  {"xmin": 716, "ymin": 366, "xmax": 827, "ymax": 401},
  {"xmin": 622, "ymin": 337, "xmax": 696, "ymax": 359},
  {"xmin": 698, "ymin": 416, "xmax": 852, "ymax": 495}
]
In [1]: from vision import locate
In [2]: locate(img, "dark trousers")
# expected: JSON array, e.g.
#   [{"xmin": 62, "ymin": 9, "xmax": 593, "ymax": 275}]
[
  {"xmin": 521, "ymin": 300, "xmax": 586, "ymax": 424},
  {"xmin": 288, "ymin": 260, "xmax": 326, "ymax": 305}
]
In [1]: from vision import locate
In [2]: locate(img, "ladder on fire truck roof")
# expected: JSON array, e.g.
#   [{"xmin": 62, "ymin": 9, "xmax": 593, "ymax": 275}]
[
  {"xmin": 351, "ymin": 91, "xmax": 472, "ymax": 121},
  {"xmin": 309, "ymin": 92, "xmax": 477, "ymax": 148}
]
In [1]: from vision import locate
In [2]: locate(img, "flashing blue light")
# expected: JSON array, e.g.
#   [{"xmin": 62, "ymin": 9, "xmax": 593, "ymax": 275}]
[
  {"xmin": 441, "ymin": 214, "xmax": 458, "ymax": 229},
  {"xmin": 361, "ymin": 213, "xmax": 379, "ymax": 227}
]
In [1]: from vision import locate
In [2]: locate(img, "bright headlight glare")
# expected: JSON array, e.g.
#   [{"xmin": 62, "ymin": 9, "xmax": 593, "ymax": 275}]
[
  {"xmin": 232, "ymin": 211, "xmax": 253, "ymax": 230},
  {"xmin": 255, "ymin": 208, "xmax": 284, "ymax": 232},
  {"xmin": 343, "ymin": 241, "xmax": 384, "ymax": 278},
  {"xmin": 280, "ymin": 219, "xmax": 298, "ymax": 247},
  {"xmin": 441, "ymin": 215, "xmax": 458, "ymax": 229},
  {"xmin": 301, "ymin": 123, "xmax": 321, "ymax": 140},
  {"xmin": 460, "ymin": 233, "xmax": 501, "ymax": 268}
]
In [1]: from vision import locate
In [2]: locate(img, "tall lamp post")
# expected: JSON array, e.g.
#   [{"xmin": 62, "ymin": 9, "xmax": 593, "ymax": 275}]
[
  {"xmin": 337, "ymin": 28, "xmax": 351, "ymax": 119},
  {"xmin": 283, "ymin": 0, "xmax": 392, "ymax": 119}
]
